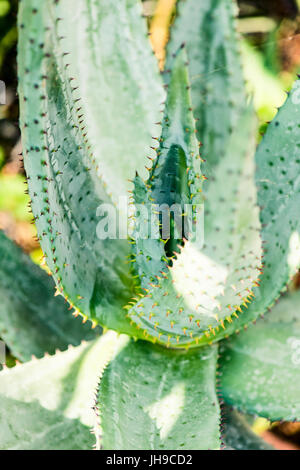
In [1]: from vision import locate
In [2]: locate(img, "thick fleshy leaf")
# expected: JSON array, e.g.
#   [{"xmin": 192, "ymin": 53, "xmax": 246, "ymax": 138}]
[
  {"xmin": 53, "ymin": 0, "xmax": 164, "ymax": 202},
  {"xmin": 219, "ymin": 291, "xmax": 300, "ymax": 421},
  {"xmin": 0, "ymin": 331, "xmax": 126, "ymax": 450},
  {"xmin": 166, "ymin": 0, "xmax": 247, "ymax": 179},
  {"xmin": 97, "ymin": 339, "xmax": 220, "ymax": 450},
  {"xmin": 219, "ymin": 79, "xmax": 300, "ymax": 338},
  {"xmin": 0, "ymin": 231, "xmax": 99, "ymax": 362},
  {"xmin": 18, "ymin": 0, "xmax": 145, "ymax": 333},
  {"xmin": 222, "ymin": 407, "xmax": 274, "ymax": 450}
]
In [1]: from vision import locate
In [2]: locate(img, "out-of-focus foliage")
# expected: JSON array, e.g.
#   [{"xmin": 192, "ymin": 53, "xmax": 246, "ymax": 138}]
[
  {"xmin": 239, "ymin": 0, "xmax": 298, "ymax": 19},
  {"xmin": 0, "ymin": 174, "xmax": 30, "ymax": 222}
]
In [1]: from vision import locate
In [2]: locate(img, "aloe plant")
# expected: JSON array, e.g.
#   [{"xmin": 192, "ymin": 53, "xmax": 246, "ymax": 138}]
[{"xmin": 0, "ymin": 0, "xmax": 300, "ymax": 450}]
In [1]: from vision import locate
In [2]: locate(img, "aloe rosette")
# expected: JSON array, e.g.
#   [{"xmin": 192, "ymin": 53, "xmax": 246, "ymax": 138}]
[{"xmin": 0, "ymin": 0, "xmax": 299, "ymax": 450}]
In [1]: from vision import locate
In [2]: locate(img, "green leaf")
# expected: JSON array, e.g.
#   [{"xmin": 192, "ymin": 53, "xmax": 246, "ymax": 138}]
[
  {"xmin": 97, "ymin": 339, "xmax": 220, "ymax": 450},
  {"xmin": 0, "ymin": 331, "xmax": 126, "ymax": 450},
  {"xmin": 222, "ymin": 78, "xmax": 300, "ymax": 338},
  {"xmin": 0, "ymin": 231, "xmax": 99, "ymax": 362},
  {"xmin": 52, "ymin": 0, "xmax": 164, "ymax": 202},
  {"xmin": 166, "ymin": 0, "xmax": 247, "ymax": 179},
  {"xmin": 18, "ymin": 0, "xmax": 144, "ymax": 333},
  {"xmin": 252, "ymin": 81, "xmax": 300, "ymax": 324},
  {"xmin": 222, "ymin": 406, "xmax": 274, "ymax": 450},
  {"xmin": 219, "ymin": 290, "xmax": 300, "ymax": 421}
]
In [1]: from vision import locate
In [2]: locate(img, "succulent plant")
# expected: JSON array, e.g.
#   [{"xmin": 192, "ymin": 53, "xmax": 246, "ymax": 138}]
[{"xmin": 0, "ymin": 0, "xmax": 299, "ymax": 450}]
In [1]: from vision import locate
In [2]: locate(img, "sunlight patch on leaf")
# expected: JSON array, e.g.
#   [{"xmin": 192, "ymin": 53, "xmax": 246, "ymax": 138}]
[
  {"xmin": 144, "ymin": 382, "xmax": 185, "ymax": 440},
  {"xmin": 288, "ymin": 231, "xmax": 300, "ymax": 276},
  {"xmin": 171, "ymin": 242, "xmax": 228, "ymax": 317}
]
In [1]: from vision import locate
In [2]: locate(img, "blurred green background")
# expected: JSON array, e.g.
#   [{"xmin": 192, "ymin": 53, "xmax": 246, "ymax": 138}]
[{"xmin": 1, "ymin": 0, "xmax": 300, "ymax": 449}]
